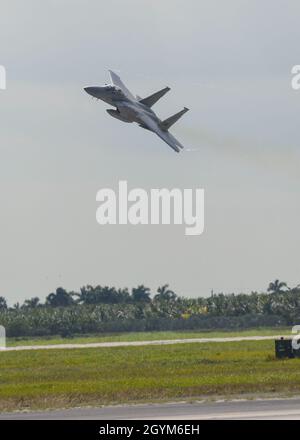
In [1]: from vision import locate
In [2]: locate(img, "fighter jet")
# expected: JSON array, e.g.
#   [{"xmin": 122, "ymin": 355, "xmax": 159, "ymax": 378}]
[{"xmin": 84, "ymin": 70, "xmax": 189, "ymax": 153}]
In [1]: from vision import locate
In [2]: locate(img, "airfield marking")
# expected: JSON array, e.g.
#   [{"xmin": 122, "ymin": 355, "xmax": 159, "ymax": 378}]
[{"xmin": 2, "ymin": 335, "xmax": 285, "ymax": 352}]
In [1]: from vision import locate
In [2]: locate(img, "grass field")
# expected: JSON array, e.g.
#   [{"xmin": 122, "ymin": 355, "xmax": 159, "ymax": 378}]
[
  {"xmin": 0, "ymin": 338, "xmax": 300, "ymax": 412},
  {"xmin": 7, "ymin": 327, "xmax": 291, "ymax": 347}
]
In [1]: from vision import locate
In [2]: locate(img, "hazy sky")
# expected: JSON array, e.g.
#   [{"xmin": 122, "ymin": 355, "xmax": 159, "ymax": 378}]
[{"xmin": 1, "ymin": 0, "xmax": 300, "ymax": 304}]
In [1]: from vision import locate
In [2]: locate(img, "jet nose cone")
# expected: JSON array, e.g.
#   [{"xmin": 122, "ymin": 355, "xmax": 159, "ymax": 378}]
[
  {"xmin": 84, "ymin": 86, "xmax": 104, "ymax": 99},
  {"xmin": 84, "ymin": 86, "xmax": 94, "ymax": 96}
]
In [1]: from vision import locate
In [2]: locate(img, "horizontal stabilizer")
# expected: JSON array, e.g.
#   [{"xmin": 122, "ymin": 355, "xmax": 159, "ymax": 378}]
[
  {"xmin": 139, "ymin": 87, "xmax": 170, "ymax": 108},
  {"xmin": 161, "ymin": 107, "xmax": 189, "ymax": 131},
  {"xmin": 136, "ymin": 112, "xmax": 185, "ymax": 153}
]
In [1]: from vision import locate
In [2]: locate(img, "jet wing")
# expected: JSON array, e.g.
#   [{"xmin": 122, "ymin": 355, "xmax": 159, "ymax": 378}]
[
  {"xmin": 139, "ymin": 113, "xmax": 184, "ymax": 153},
  {"xmin": 139, "ymin": 87, "xmax": 170, "ymax": 108},
  {"xmin": 108, "ymin": 70, "xmax": 136, "ymax": 101}
]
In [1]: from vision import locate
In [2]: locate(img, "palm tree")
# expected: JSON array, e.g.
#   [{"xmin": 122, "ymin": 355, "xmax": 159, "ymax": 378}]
[
  {"xmin": 0, "ymin": 296, "xmax": 7, "ymax": 310},
  {"xmin": 46, "ymin": 287, "xmax": 75, "ymax": 307},
  {"xmin": 131, "ymin": 285, "xmax": 151, "ymax": 303},
  {"xmin": 74, "ymin": 285, "xmax": 95, "ymax": 304},
  {"xmin": 154, "ymin": 284, "xmax": 176, "ymax": 302},
  {"xmin": 116, "ymin": 288, "xmax": 130, "ymax": 303},
  {"xmin": 76, "ymin": 285, "xmax": 130, "ymax": 305},
  {"xmin": 22, "ymin": 297, "xmax": 40, "ymax": 309},
  {"xmin": 267, "ymin": 279, "xmax": 288, "ymax": 294}
]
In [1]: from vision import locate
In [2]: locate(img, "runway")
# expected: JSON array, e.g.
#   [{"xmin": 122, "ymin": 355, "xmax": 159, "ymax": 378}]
[
  {"xmin": 1, "ymin": 335, "xmax": 284, "ymax": 352},
  {"xmin": 1, "ymin": 398, "xmax": 300, "ymax": 420}
]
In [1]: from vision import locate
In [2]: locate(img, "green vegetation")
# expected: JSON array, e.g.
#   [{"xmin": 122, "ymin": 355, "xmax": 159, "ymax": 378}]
[
  {"xmin": 0, "ymin": 280, "xmax": 299, "ymax": 338},
  {"xmin": 7, "ymin": 327, "xmax": 291, "ymax": 347},
  {"xmin": 1, "ymin": 339, "xmax": 300, "ymax": 411}
]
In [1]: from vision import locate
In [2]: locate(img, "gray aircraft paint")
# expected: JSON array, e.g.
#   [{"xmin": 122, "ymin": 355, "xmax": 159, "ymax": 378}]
[{"xmin": 84, "ymin": 70, "xmax": 189, "ymax": 153}]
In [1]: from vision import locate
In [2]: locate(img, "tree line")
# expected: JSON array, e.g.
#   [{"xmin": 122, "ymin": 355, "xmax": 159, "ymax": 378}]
[
  {"xmin": 0, "ymin": 280, "xmax": 299, "ymax": 337},
  {"xmin": 0, "ymin": 284, "xmax": 175, "ymax": 310},
  {"xmin": 0, "ymin": 280, "xmax": 295, "ymax": 310}
]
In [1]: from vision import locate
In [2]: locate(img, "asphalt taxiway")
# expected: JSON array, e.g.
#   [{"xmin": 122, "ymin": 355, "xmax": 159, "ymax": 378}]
[{"xmin": 1, "ymin": 398, "xmax": 300, "ymax": 420}]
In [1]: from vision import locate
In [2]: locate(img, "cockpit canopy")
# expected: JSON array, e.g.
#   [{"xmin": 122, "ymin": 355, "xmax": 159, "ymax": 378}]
[{"xmin": 104, "ymin": 85, "xmax": 123, "ymax": 94}]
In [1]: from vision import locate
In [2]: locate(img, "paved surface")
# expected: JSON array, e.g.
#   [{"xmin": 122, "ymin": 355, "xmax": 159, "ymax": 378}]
[
  {"xmin": 1, "ymin": 335, "xmax": 285, "ymax": 352},
  {"xmin": 1, "ymin": 398, "xmax": 300, "ymax": 419}
]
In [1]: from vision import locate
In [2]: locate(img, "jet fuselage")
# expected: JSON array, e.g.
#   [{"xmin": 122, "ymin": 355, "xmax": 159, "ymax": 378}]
[
  {"xmin": 84, "ymin": 71, "xmax": 188, "ymax": 153},
  {"xmin": 84, "ymin": 85, "xmax": 161, "ymax": 128}
]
